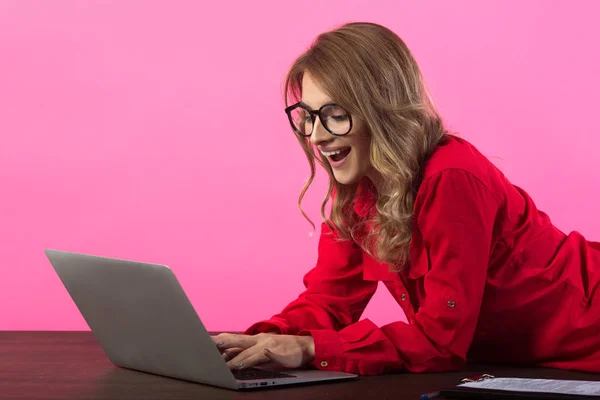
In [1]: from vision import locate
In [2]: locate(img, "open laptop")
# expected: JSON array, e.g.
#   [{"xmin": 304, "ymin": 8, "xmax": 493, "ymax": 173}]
[{"xmin": 44, "ymin": 249, "xmax": 357, "ymax": 390}]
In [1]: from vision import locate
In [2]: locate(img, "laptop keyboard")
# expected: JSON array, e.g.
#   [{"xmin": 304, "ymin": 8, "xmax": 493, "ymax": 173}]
[{"xmin": 232, "ymin": 367, "xmax": 296, "ymax": 381}]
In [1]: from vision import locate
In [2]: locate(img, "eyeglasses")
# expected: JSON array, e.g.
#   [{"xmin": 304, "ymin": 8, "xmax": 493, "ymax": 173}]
[{"xmin": 285, "ymin": 102, "xmax": 353, "ymax": 137}]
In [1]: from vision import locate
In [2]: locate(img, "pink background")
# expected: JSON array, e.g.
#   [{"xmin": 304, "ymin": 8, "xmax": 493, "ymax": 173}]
[{"xmin": 1, "ymin": 1, "xmax": 599, "ymax": 331}]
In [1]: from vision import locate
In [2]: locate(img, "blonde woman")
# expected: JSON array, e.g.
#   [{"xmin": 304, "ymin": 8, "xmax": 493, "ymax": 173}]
[{"xmin": 212, "ymin": 22, "xmax": 600, "ymax": 375}]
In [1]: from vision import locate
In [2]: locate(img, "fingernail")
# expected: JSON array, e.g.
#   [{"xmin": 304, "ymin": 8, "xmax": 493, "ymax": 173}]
[
  {"xmin": 235, "ymin": 363, "xmax": 244, "ymax": 369},
  {"xmin": 216, "ymin": 341, "xmax": 224, "ymax": 346}
]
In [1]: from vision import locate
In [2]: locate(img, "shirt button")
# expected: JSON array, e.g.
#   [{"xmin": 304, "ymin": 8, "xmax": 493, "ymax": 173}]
[
  {"xmin": 320, "ymin": 361, "xmax": 328, "ymax": 367},
  {"xmin": 447, "ymin": 300, "xmax": 456, "ymax": 308},
  {"xmin": 400, "ymin": 294, "xmax": 407, "ymax": 301}
]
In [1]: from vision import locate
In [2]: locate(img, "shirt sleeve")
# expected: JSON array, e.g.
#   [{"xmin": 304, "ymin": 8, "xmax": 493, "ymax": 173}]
[
  {"xmin": 244, "ymin": 221, "xmax": 378, "ymax": 335},
  {"xmin": 301, "ymin": 169, "xmax": 500, "ymax": 375}
]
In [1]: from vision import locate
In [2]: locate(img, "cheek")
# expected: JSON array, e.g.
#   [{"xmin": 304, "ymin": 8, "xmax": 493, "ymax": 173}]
[{"xmin": 352, "ymin": 139, "xmax": 370, "ymax": 168}]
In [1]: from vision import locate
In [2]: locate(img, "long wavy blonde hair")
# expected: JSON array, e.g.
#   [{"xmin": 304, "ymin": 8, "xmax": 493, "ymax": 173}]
[{"xmin": 285, "ymin": 22, "xmax": 447, "ymax": 268}]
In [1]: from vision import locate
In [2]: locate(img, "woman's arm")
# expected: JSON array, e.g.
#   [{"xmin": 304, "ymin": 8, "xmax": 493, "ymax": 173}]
[{"xmin": 245, "ymin": 221, "xmax": 378, "ymax": 335}]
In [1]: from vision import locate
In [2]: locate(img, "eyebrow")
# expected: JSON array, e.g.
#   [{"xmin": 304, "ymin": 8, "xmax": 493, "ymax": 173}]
[{"xmin": 299, "ymin": 100, "xmax": 336, "ymax": 110}]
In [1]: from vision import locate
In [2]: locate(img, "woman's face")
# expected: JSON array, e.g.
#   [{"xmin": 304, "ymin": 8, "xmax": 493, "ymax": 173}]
[{"xmin": 301, "ymin": 73, "xmax": 372, "ymax": 185}]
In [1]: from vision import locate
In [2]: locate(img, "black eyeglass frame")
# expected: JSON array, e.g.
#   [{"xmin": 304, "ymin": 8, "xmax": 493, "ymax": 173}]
[{"xmin": 284, "ymin": 102, "xmax": 353, "ymax": 137}]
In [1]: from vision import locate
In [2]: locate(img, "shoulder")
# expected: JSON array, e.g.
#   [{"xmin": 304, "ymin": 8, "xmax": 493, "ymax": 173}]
[
  {"xmin": 423, "ymin": 134, "xmax": 497, "ymax": 179},
  {"xmin": 420, "ymin": 134, "xmax": 508, "ymax": 204}
]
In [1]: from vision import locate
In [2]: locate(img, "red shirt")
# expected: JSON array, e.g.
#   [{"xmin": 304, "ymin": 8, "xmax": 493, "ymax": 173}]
[{"xmin": 245, "ymin": 135, "xmax": 600, "ymax": 375}]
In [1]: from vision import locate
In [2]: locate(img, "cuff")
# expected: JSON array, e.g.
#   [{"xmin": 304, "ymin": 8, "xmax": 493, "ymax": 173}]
[{"xmin": 299, "ymin": 329, "xmax": 345, "ymax": 371}]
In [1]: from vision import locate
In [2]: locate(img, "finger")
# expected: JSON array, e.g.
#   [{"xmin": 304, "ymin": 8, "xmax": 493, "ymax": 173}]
[
  {"xmin": 228, "ymin": 347, "xmax": 270, "ymax": 370},
  {"xmin": 211, "ymin": 334, "xmax": 226, "ymax": 347},
  {"xmin": 213, "ymin": 334, "xmax": 257, "ymax": 350},
  {"xmin": 264, "ymin": 347, "xmax": 300, "ymax": 369},
  {"xmin": 222, "ymin": 347, "xmax": 243, "ymax": 361},
  {"xmin": 258, "ymin": 360, "xmax": 285, "ymax": 371},
  {"xmin": 226, "ymin": 347, "xmax": 252, "ymax": 369},
  {"xmin": 264, "ymin": 348, "xmax": 283, "ymax": 364},
  {"xmin": 212, "ymin": 333, "xmax": 241, "ymax": 345},
  {"xmin": 211, "ymin": 333, "xmax": 227, "ymax": 342}
]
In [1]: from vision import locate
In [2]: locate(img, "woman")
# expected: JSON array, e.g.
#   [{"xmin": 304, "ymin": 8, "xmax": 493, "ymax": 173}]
[{"xmin": 212, "ymin": 22, "xmax": 600, "ymax": 375}]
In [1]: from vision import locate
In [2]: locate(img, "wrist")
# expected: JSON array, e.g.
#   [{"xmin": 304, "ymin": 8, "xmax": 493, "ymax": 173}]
[{"xmin": 301, "ymin": 336, "xmax": 315, "ymax": 363}]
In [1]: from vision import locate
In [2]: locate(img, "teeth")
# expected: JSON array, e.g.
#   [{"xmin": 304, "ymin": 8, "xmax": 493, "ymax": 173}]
[{"xmin": 321, "ymin": 148, "xmax": 348, "ymax": 157}]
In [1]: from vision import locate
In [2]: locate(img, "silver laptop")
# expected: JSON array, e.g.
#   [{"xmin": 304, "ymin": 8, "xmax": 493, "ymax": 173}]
[{"xmin": 44, "ymin": 249, "xmax": 357, "ymax": 390}]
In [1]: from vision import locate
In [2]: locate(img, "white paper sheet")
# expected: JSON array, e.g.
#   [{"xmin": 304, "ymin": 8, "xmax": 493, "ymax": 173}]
[{"xmin": 460, "ymin": 378, "xmax": 600, "ymax": 396}]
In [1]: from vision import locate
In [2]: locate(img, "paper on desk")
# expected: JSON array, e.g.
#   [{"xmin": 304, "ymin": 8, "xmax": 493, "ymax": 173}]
[{"xmin": 460, "ymin": 378, "xmax": 600, "ymax": 396}]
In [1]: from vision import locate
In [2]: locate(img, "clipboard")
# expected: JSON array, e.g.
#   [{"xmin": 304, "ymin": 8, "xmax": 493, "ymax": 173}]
[{"xmin": 436, "ymin": 374, "xmax": 600, "ymax": 400}]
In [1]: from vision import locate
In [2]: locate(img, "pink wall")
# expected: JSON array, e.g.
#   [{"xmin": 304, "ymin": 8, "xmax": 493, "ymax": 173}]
[{"xmin": 1, "ymin": 1, "xmax": 599, "ymax": 331}]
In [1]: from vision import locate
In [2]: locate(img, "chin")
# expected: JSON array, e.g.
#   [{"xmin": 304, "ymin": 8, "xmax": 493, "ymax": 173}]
[{"xmin": 332, "ymin": 170, "xmax": 362, "ymax": 185}]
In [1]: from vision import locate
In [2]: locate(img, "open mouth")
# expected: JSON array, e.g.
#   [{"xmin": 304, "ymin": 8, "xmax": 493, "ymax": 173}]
[{"xmin": 322, "ymin": 147, "xmax": 351, "ymax": 163}]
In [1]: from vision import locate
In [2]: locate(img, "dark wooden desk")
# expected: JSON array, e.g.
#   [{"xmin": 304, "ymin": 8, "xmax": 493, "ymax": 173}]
[{"xmin": 1, "ymin": 332, "xmax": 599, "ymax": 400}]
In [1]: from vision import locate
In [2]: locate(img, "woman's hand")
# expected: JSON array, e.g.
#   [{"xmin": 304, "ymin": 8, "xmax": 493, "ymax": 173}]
[{"xmin": 211, "ymin": 333, "xmax": 315, "ymax": 370}]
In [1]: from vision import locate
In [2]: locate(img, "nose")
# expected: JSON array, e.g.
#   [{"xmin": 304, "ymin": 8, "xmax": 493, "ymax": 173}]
[{"xmin": 309, "ymin": 116, "xmax": 332, "ymax": 147}]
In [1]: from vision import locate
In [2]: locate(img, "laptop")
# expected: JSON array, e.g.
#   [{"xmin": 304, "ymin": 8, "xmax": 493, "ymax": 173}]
[{"xmin": 44, "ymin": 249, "xmax": 358, "ymax": 390}]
